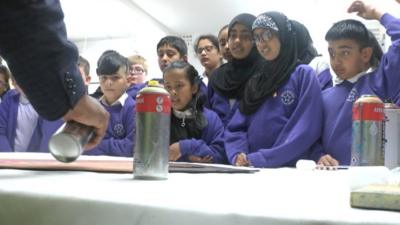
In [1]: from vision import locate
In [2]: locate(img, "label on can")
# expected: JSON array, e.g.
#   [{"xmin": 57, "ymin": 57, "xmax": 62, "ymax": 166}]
[
  {"xmin": 352, "ymin": 103, "xmax": 384, "ymax": 121},
  {"xmin": 136, "ymin": 94, "xmax": 171, "ymax": 114}
]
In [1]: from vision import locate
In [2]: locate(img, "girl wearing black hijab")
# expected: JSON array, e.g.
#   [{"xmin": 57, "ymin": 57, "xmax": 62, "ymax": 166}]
[
  {"xmin": 208, "ymin": 13, "xmax": 264, "ymax": 127},
  {"xmin": 225, "ymin": 11, "xmax": 324, "ymax": 168}
]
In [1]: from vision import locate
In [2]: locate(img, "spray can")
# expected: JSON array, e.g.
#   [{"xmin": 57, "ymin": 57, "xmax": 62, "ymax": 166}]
[
  {"xmin": 48, "ymin": 121, "xmax": 94, "ymax": 163},
  {"xmin": 351, "ymin": 95, "xmax": 385, "ymax": 166},
  {"xmin": 133, "ymin": 80, "xmax": 171, "ymax": 180},
  {"xmin": 383, "ymin": 103, "xmax": 400, "ymax": 169}
]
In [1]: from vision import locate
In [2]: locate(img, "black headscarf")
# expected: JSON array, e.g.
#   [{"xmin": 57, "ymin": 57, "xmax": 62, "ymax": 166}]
[
  {"xmin": 209, "ymin": 13, "xmax": 264, "ymax": 99},
  {"xmin": 240, "ymin": 11, "xmax": 317, "ymax": 115}
]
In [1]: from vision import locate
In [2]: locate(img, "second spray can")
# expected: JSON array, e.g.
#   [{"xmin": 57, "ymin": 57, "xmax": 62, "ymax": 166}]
[
  {"xmin": 133, "ymin": 80, "xmax": 171, "ymax": 179},
  {"xmin": 351, "ymin": 95, "xmax": 385, "ymax": 166}
]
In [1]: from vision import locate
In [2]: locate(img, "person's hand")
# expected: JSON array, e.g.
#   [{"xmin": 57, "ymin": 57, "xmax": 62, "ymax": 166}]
[
  {"xmin": 169, "ymin": 142, "xmax": 181, "ymax": 161},
  {"xmin": 62, "ymin": 94, "xmax": 109, "ymax": 150},
  {"xmin": 347, "ymin": 0, "xmax": 384, "ymax": 21},
  {"xmin": 235, "ymin": 152, "xmax": 250, "ymax": 167},
  {"xmin": 317, "ymin": 154, "xmax": 339, "ymax": 169},
  {"xmin": 188, "ymin": 155, "xmax": 213, "ymax": 163}
]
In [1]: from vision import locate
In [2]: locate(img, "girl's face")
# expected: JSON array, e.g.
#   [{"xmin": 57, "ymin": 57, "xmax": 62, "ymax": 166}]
[
  {"xmin": 99, "ymin": 66, "xmax": 128, "ymax": 104},
  {"xmin": 228, "ymin": 23, "xmax": 254, "ymax": 59},
  {"xmin": 196, "ymin": 39, "xmax": 222, "ymax": 73},
  {"xmin": 218, "ymin": 27, "xmax": 232, "ymax": 62},
  {"xmin": 164, "ymin": 68, "xmax": 198, "ymax": 111},
  {"xmin": 253, "ymin": 28, "xmax": 281, "ymax": 61}
]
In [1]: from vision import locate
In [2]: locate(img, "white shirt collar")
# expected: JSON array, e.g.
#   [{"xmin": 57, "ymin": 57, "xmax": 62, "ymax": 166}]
[
  {"xmin": 334, "ymin": 67, "xmax": 374, "ymax": 86},
  {"xmin": 100, "ymin": 93, "xmax": 128, "ymax": 107}
]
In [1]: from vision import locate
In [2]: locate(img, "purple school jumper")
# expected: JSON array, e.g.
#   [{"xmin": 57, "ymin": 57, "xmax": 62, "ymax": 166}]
[
  {"xmin": 0, "ymin": 90, "xmax": 63, "ymax": 152},
  {"xmin": 85, "ymin": 95, "xmax": 136, "ymax": 157},
  {"xmin": 178, "ymin": 108, "xmax": 226, "ymax": 163},
  {"xmin": 207, "ymin": 86, "xmax": 239, "ymax": 127},
  {"xmin": 318, "ymin": 68, "xmax": 333, "ymax": 91},
  {"xmin": 225, "ymin": 65, "xmax": 323, "ymax": 168},
  {"xmin": 311, "ymin": 14, "xmax": 400, "ymax": 165}
]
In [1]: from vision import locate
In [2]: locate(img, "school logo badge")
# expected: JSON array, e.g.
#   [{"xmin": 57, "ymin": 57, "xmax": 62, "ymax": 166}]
[
  {"xmin": 346, "ymin": 88, "xmax": 358, "ymax": 102},
  {"xmin": 113, "ymin": 123, "xmax": 125, "ymax": 138},
  {"xmin": 281, "ymin": 90, "xmax": 296, "ymax": 105}
]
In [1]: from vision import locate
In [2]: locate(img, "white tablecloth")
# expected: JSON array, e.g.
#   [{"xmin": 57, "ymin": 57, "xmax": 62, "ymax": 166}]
[{"xmin": 0, "ymin": 153, "xmax": 399, "ymax": 225}]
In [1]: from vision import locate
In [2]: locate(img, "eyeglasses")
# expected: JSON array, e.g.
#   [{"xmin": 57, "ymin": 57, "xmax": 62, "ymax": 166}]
[
  {"xmin": 196, "ymin": 45, "xmax": 215, "ymax": 54},
  {"xmin": 228, "ymin": 32, "xmax": 253, "ymax": 42},
  {"xmin": 129, "ymin": 65, "xmax": 145, "ymax": 74},
  {"xmin": 253, "ymin": 29, "xmax": 274, "ymax": 43}
]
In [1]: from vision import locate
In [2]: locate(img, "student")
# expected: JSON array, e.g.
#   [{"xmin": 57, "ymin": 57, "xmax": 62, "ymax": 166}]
[
  {"xmin": 127, "ymin": 54, "xmax": 148, "ymax": 86},
  {"xmin": 125, "ymin": 54, "xmax": 149, "ymax": 99},
  {"xmin": 193, "ymin": 34, "xmax": 223, "ymax": 84},
  {"xmin": 208, "ymin": 13, "xmax": 264, "ymax": 127},
  {"xmin": 78, "ymin": 55, "xmax": 92, "ymax": 92},
  {"xmin": 163, "ymin": 61, "xmax": 225, "ymax": 163},
  {"xmin": 0, "ymin": 79, "xmax": 62, "ymax": 152},
  {"xmin": 312, "ymin": 0, "xmax": 397, "ymax": 166},
  {"xmin": 224, "ymin": 11, "xmax": 323, "ymax": 168},
  {"xmin": 218, "ymin": 25, "xmax": 233, "ymax": 63},
  {"xmin": 0, "ymin": 65, "xmax": 11, "ymax": 102},
  {"xmin": 85, "ymin": 51, "xmax": 135, "ymax": 157}
]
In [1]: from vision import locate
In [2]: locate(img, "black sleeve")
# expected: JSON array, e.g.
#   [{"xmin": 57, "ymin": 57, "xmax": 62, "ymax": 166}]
[{"xmin": 0, "ymin": 0, "xmax": 85, "ymax": 120}]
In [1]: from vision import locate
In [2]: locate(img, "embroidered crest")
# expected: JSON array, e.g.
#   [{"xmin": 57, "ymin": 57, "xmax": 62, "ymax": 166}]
[
  {"xmin": 346, "ymin": 88, "xmax": 358, "ymax": 102},
  {"xmin": 113, "ymin": 123, "xmax": 125, "ymax": 138},
  {"xmin": 280, "ymin": 90, "xmax": 296, "ymax": 105}
]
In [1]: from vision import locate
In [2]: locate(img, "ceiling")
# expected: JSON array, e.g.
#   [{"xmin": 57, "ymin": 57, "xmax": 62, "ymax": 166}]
[{"xmin": 61, "ymin": 0, "xmax": 400, "ymax": 39}]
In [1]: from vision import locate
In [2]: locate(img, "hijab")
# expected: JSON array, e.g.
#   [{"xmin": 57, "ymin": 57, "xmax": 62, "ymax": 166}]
[
  {"xmin": 240, "ymin": 11, "xmax": 317, "ymax": 115},
  {"xmin": 209, "ymin": 13, "xmax": 264, "ymax": 99}
]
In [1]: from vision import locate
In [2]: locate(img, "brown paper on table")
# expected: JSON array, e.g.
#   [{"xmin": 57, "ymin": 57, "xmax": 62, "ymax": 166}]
[{"xmin": 0, "ymin": 158, "xmax": 259, "ymax": 173}]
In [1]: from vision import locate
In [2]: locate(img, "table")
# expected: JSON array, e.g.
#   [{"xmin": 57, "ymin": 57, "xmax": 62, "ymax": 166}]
[{"xmin": 0, "ymin": 153, "xmax": 399, "ymax": 225}]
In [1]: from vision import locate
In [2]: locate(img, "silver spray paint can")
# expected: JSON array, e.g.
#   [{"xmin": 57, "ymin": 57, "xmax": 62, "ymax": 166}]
[
  {"xmin": 48, "ymin": 121, "xmax": 94, "ymax": 163},
  {"xmin": 133, "ymin": 81, "xmax": 171, "ymax": 180},
  {"xmin": 351, "ymin": 95, "xmax": 385, "ymax": 166},
  {"xmin": 383, "ymin": 104, "xmax": 400, "ymax": 169}
]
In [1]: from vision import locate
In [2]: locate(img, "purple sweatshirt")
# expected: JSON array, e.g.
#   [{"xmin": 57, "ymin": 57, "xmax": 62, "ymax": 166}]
[
  {"xmin": 207, "ymin": 86, "xmax": 239, "ymax": 127},
  {"xmin": 0, "ymin": 90, "xmax": 63, "ymax": 152},
  {"xmin": 311, "ymin": 14, "xmax": 400, "ymax": 165},
  {"xmin": 178, "ymin": 108, "xmax": 226, "ymax": 163},
  {"xmin": 225, "ymin": 65, "xmax": 323, "ymax": 168},
  {"xmin": 84, "ymin": 95, "xmax": 136, "ymax": 157}
]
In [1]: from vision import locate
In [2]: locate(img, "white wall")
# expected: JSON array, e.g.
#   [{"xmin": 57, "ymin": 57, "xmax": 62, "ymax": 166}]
[
  {"xmin": 61, "ymin": 0, "xmax": 171, "ymax": 94},
  {"xmin": 59, "ymin": 0, "xmax": 400, "ymax": 94}
]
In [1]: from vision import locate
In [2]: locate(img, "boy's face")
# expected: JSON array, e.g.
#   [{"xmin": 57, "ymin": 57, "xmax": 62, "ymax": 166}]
[
  {"xmin": 328, "ymin": 39, "xmax": 372, "ymax": 80},
  {"xmin": 164, "ymin": 68, "xmax": 197, "ymax": 111},
  {"xmin": 157, "ymin": 44, "xmax": 185, "ymax": 72},
  {"xmin": 78, "ymin": 66, "xmax": 91, "ymax": 87},
  {"xmin": 228, "ymin": 23, "xmax": 253, "ymax": 59},
  {"xmin": 99, "ymin": 66, "xmax": 128, "ymax": 104},
  {"xmin": 128, "ymin": 63, "xmax": 146, "ymax": 86},
  {"xmin": 0, "ymin": 73, "xmax": 8, "ymax": 95}
]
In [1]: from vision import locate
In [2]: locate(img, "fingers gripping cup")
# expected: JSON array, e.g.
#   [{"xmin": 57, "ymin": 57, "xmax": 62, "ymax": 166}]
[{"xmin": 49, "ymin": 121, "xmax": 94, "ymax": 163}]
